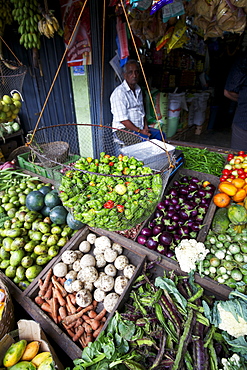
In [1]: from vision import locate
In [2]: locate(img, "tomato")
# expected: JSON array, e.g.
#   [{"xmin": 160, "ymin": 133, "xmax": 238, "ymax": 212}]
[
  {"xmin": 222, "ymin": 169, "xmax": 231, "ymax": 176},
  {"xmin": 229, "ymin": 174, "xmax": 236, "ymax": 179},
  {"xmin": 227, "ymin": 154, "xmax": 234, "ymax": 161},
  {"xmin": 239, "ymin": 174, "xmax": 247, "ymax": 179},
  {"xmin": 238, "ymin": 151, "xmax": 245, "ymax": 156},
  {"xmin": 219, "ymin": 176, "xmax": 228, "ymax": 182},
  {"xmin": 237, "ymin": 168, "xmax": 245, "ymax": 175}
]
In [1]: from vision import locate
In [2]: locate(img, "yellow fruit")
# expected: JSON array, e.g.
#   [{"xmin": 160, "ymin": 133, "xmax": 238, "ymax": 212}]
[
  {"xmin": 37, "ymin": 356, "xmax": 54, "ymax": 370},
  {"xmin": 3, "ymin": 340, "xmax": 27, "ymax": 367},
  {"xmin": 2, "ymin": 94, "xmax": 12, "ymax": 104},
  {"xmin": 12, "ymin": 92, "xmax": 21, "ymax": 101},
  {"xmin": 12, "ymin": 108, "xmax": 20, "ymax": 115},
  {"xmin": 31, "ymin": 352, "xmax": 51, "ymax": 367},
  {"xmin": 0, "ymin": 111, "xmax": 7, "ymax": 121},
  {"xmin": 21, "ymin": 341, "xmax": 40, "ymax": 361},
  {"xmin": 13, "ymin": 100, "xmax": 22, "ymax": 109},
  {"xmin": 6, "ymin": 110, "xmax": 12, "ymax": 117},
  {"xmin": 2, "ymin": 104, "xmax": 10, "ymax": 112}
]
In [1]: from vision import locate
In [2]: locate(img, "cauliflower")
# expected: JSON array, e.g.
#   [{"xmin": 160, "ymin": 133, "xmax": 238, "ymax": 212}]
[
  {"xmin": 175, "ymin": 239, "xmax": 209, "ymax": 273},
  {"xmin": 217, "ymin": 302, "xmax": 247, "ymax": 338}
]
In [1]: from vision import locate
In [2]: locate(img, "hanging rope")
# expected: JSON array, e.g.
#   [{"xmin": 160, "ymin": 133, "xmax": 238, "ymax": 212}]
[
  {"xmin": 27, "ymin": 0, "xmax": 89, "ymax": 146},
  {"xmin": 0, "ymin": 35, "xmax": 23, "ymax": 67},
  {"xmin": 100, "ymin": 0, "xmax": 106, "ymax": 127}
]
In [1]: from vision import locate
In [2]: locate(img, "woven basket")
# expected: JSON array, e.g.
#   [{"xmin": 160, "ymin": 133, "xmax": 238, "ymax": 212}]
[
  {"xmin": 0, "ymin": 276, "xmax": 15, "ymax": 340},
  {"xmin": 31, "ymin": 141, "xmax": 69, "ymax": 168}
]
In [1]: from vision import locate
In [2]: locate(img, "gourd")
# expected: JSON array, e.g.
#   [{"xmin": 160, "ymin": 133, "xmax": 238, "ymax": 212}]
[
  {"xmin": 218, "ymin": 182, "xmax": 238, "ymax": 196},
  {"xmin": 211, "ymin": 208, "xmax": 230, "ymax": 233},
  {"xmin": 227, "ymin": 204, "xmax": 247, "ymax": 225}
]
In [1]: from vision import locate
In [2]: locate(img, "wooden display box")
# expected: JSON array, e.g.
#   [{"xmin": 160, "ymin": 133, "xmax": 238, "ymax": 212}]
[{"xmin": 25, "ymin": 227, "xmax": 146, "ymax": 360}]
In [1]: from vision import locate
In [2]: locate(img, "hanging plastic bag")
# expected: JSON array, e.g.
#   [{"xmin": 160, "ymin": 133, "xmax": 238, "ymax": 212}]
[
  {"xmin": 162, "ymin": 0, "xmax": 185, "ymax": 23},
  {"xmin": 150, "ymin": 0, "xmax": 173, "ymax": 15},
  {"xmin": 156, "ymin": 26, "xmax": 174, "ymax": 50},
  {"xmin": 116, "ymin": 16, "xmax": 129, "ymax": 60},
  {"xmin": 165, "ymin": 19, "xmax": 187, "ymax": 53}
]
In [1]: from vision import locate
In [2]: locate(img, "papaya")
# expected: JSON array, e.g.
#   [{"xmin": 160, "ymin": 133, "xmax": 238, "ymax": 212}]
[
  {"xmin": 21, "ymin": 341, "xmax": 40, "ymax": 361},
  {"xmin": 8, "ymin": 361, "xmax": 36, "ymax": 370},
  {"xmin": 31, "ymin": 352, "xmax": 51, "ymax": 367},
  {"xmin": 37, "ymin": 356, "xmax": 54, "ymax": 370},
  {"xmin": 3, "ymin": 340, "xmax": 27, "ymax": 367}
]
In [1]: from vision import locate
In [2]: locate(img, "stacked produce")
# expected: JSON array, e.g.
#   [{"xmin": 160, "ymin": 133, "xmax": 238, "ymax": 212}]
[
  {"xmin": 69, "ymin": 261, "xmax": 247, "ymax": 369},
  {"xmin": 0, "ymin": 167, "xmax": 82, "ymax": 290},
  {"xmin": 0, "ymin": 93, "xmax": 22, "ymax": 124},
  {"xmin": 34, "ymin": 232, "xmax": 137, "ymax": 349},
  {"xmin": 59, "ymin": 152, "xmax": 163, "ymax": 231},
  {"xmin": 137, "ymin": 173, "xmax": 216, "ymax": 256},
  {"xmin": 2, "ymin": 339, "xmax": 54, "ymax": 370}
]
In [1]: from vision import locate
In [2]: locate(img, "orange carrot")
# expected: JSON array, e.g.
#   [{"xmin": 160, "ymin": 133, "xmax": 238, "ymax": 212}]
[
  {"xmin": 82, "ymin": 315, "xmax": 101, "ymax": 331},
  {"xmin": 92, "ymin": 300, "xmax": 98, "ymax": 309},
  {"xmin": 35, "ymin": 296, "xmax": 45, "ymax": 306},
  {"xmin": 72, "ymin": 325, "xmax": 85, "ymax": 342},
  {"xmin": 41, "ymin": 302, "xmax": 52, "ymax": 313},
  {"xmin": 93, "ymin": 322, "xmax": 105, "ymax": 338},
  {"xmin": 84, "ymin": 332, "xmax": 93, "ymax": 345},
  {"xmin": 55, "ymin": 288, "xmax": 67, "ymax": 306},
  {"xmin": 62, "ymin": 304, "xmax": 94, "ymax": 326},
  {"xmin": 94, "ymin": 308, "xmax": 107, "ymax": 321},
  {"xmin": 74, "ymin": 318, "xmax": 83, "ymax": 328},
  {"xmin": 68, "ymin": 293, "xmax": 76, "ymax": 305},
  {"xmin": 79, "ymin": 334, "xmax": 86, "ymax": 348},
  {"xmin": 82, "ymin": 322, "xmax": 93, "ymax": 334},
  {"xmin": 58, "ymin": 306, "xmax": 67, "ymax": 320},
  {"xmin": 43, "ymin": 282, "xmax": 53, "ymax": 301},
  {"xmin": 88, "ymin": 310, "xmax": 97, "ymax": 319},
  {"xmin": 50, "ymin": 297, "xmax": 59, "ymax": 324},
  {"xmin": 39, "ymin": 269, "xmax": 53, "ymax": 297},
  {"xmin": 66, "ymin": 295, "xmax": 77, "ymax": 314},
  {"xmin": 52, "ymin": 276, "xmax": 67, "ymax": 297}
]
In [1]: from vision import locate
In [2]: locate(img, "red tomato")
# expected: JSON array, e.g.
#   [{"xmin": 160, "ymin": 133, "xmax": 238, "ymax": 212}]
[
  {"xmin": 220, "ymin": 177, "xmax": 228, "ymax": 182},
  {"xmin": 229, "ymin": 174, "xmax": 236, "ymax": 179},
  {"xmin": 222, "ymin": 169, "xmax": 231, "ymax": 176},
  {"xmin": 239, "ymin": 174, "xmax": 247, "ymax": 179},
  {"xmin": 227, "ymin": 154, "xmax": 234, "ymax": 161},
  {"xmin": 238, "ymin": 151, "xmax": 245, "ymax": 156},
  {"xmin": 238, "ymin": 168, "xmax": 245, "ymax": 175}
]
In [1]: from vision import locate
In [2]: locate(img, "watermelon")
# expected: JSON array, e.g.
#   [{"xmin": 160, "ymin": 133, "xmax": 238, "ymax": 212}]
[
  {"xmin": 49, "ymin": 206, "xmax": 68, "ymax": 225},
  {"xmin": 38, "ymin": 185, "xmax": 52, "ymax": 195},
  {"xmin": 26, "ymin": 191, "xmax": 45, "ymax": 211},
  {"xmin": 44, "ymin": 190, "xmax": 61, "ymax": 208},
  {"xmin": 66, "ymin": 212, "xmax": 84, "ymax": 230}
]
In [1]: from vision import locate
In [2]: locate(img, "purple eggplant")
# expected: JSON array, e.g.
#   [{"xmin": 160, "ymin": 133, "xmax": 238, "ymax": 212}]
[
  {"xmin": 145, "ymin": 237, "xmax": 159, "ymax": 250},
  {"xmin": 157, "ymin": 244, "xmax": 168, "ymax": 255},
  {"xmin": 165, "ymin": 249, "xmax": 175, "ymax": 258},
  {"xmin": 152, "ymin": 224, "xmax": 164, "ymax": 236},
  {"xmin": 141, "ymin": 227, "xmax": 153, "ymax": 237},
  {"xmin": 159, "ymin": 231, "xmax": 173, "ymax": 246},
  {"xmin": 137, "ymin": 235, "xmax": 148, "ymax": 245},
  {"xmin": 157, "ymin": 201, "xmax": 166, "ymax": 211}
]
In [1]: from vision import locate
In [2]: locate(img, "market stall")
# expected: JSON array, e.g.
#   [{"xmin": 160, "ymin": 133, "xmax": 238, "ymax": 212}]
[{"xmin": 1, "ymin": 0, "xmax": 247, "ymax": 369}]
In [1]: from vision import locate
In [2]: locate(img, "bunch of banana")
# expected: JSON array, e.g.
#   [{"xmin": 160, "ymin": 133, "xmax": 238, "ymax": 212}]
[
  {"xmin": 38, "ymin": 12, "xmax": 63, "ymax": 38},
  {"xmin": 10, "ymin": 0, "xmax": 42, "ymax": 49},
  {"xmin": 0, "ymin": 0, "xmax": 13, "ymax": 36}
]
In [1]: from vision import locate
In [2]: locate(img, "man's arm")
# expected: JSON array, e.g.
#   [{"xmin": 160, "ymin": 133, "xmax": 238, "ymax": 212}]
[
  {"xmin": 121, "ymin": 119, "xmax": 150, "ymax": 135},
  {"xmin": 224, "ymin": 89, "xmax": 239, "ymax": 102}
]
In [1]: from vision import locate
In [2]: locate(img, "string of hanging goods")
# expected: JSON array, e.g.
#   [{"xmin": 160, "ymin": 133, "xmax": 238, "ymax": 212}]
[{"xmin": 26, "ymin": 0, "xmax": 89, "ymax": 147}]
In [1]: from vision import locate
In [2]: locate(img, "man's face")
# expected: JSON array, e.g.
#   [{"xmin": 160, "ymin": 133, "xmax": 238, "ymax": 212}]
[{"xmin": 124, "ymin": 63, "xmax": 140, "ymax": 88}]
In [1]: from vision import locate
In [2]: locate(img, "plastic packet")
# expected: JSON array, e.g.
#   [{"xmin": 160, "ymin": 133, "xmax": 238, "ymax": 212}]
[
  {"xmin": 150, "ymin": 0, "xmax": 173, "ymax": 15},
  {"xmin": 166, "ymin": 19, "xmax": 186, "ymax": 53},
  {"xmin": 130, "ymin": 0, "xmax": 153, "ymax": 10},
  {"xmin": 162, "ymin": 0, "xmax": 185, "ymax": 23},
  {"xmin": 156, "ymin": 26, "xmax": 174, "ymax": 50}
]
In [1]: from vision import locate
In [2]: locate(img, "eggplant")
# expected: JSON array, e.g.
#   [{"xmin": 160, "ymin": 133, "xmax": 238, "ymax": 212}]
[
  {"xmin": 152, "ymin": 224, "xmax": 164, "ymax": 236},
  {"xmin": 165, "ymin": 249, "xmax": 175, "ymax": 258},
  {"xmin": 137, "ymin": 234, "xmax": 148, "ymax": 245},
  {"xmin": 157, "ymin": 201, "xmax": 166, "ymax": 210},
  {"xmin": 159, "ymin": 231, "xmax": 173, "ymax": 246},
  {"xmin": 141, "ymin": 227, "xmax": 153, "ymax": 237},
  {"xmin": 145, "ymin": 237, "xmax": 159, "ymax": 250},
  {"xmin": 157, "ymin": 244, "xmax": 168, "ymax": 255}
]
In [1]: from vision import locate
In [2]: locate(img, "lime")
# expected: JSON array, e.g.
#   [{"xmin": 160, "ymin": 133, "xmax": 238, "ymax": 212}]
[
  {"xmin": 12, "ymin": 92, "xmax": 21, "ymax": 101},
  {"xmin": 13, "ymin": 100, "xmax": 22, "ymax": 108},
  {"xmin": 0, "ymin": 112, "xmax": 7, "ymax": 121},
  {"xmin": 2, "ymin": 95, "xmax": 12, "ymax": 104},
  {"xmin": 2, "ymin": 104, "xmax": 10, "ymax": 113}
]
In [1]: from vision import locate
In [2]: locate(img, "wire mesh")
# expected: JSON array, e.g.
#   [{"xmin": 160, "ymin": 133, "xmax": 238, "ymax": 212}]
[
  {"xmin": 28, "ymin": 123, "xmax": 175, "ymax": 231},
  {"xmin": 0, "ymin": 60, "xmax": 27, "ymax": 97}
]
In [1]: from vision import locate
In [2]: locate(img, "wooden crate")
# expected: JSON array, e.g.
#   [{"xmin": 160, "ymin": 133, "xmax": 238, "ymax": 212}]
[{"xmin": 25, "ymin": 227, "xmax": 146, "ymax": 360}]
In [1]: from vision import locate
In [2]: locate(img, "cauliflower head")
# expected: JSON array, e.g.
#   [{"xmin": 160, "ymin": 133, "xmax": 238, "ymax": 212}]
[
  {"xmin": 217, "ymin": 303, "xmax": 247, "ymax": 338},
  {"xmin": 175, "ymin": 238, "xmax": 209, "ymax": 273}
]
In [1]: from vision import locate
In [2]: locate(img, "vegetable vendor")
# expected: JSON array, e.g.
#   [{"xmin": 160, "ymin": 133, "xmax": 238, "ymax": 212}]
[{"xmin": 110, "ymin": 59, "xmax": 166, "ymax": 145}]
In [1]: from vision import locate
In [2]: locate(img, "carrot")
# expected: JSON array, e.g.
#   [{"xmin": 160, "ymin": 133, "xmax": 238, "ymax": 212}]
[
  {"xmin": 94, "ymin": 308, "xmax": 107, "ymax": 321},
  {"xmin": 39, "ymin": 269, "xmax": 53, "ymax": 297},
  {"xmin": 52, "ymin": 276, "xmax": 67, "ymax": 297},
  {"xmin": 58, "ymin": 306, "xmax": 67, "ymax": 320},
  {"xmin": 72, "ymin": 325, "xmax": 85, "ymax": 342},
  {"xmin": 57, "ymin": 277, "xmax": 66, "ymax": 285},
  {"xmin": 93, "ymin": 322, "xmax": 105, "ymax": 338},
  {"xmin": 88, "ymin": 310, "xmax": 97, "ymax": 319},
  {"xmin": 50, "ymin": 297, "xmax": 59, "ymax": 324},
  {"xmin": 62, "ymin": 304, "xmax": 94, "ymax": 326},
  {"xmin": 74, "ymin": 318, "xmax": 83, "ymax": 328},
  {"xmin": 84, "ymin": 332, "xmax": 93, "ymax": 345},
  {"xmin": 92, "ymin": 300, "xmax": 98, "ymax": 309},
  {"xmin": 68, "ymin": 293, "xmax": 76, "ymax": 305},
  {"xmin": 66, "ymin": 328, "xmax": 75, "ymax": 338},
  {"xmin": 81, "ymin": 315, "xmax": 101, "ymax": 331},
  {"xmin": 66, "ymin": 295, "xmax": 77, "ymax": 314},
  {"xmin": 41, "ymin": 302, "xmax": 52, "ymax": 313},
  {"xmin": 35, "ymin": 296, "xmax": 45, "ymax": 306},
  {"xmin": 82, "ymin": 322, "xmax": 93, "ymax": 334},
  {"xmin": 55, "ymin": 288, "xmax": 67, "ymax": 307},
  {"xmin": 43, "ymin": 282, "xmax": 53, "ymax": 301},
  {"xmin": 79, "ymin": 333, "xmax": 87, "ymax": 348}
]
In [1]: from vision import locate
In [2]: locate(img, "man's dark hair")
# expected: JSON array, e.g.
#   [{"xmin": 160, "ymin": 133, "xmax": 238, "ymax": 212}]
[{"xmin": 123, "ymin": 59, "xmax": 140, "ymax": 74}]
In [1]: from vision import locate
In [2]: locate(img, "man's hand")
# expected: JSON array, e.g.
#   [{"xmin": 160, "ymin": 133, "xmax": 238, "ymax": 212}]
[
  {"xmin": 224, "ymin": 89, "xmax": 239, "ymax": 102},
  {"xmin": 141, "ymin": 127, "xmax": 151, "ymax": 136}
]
